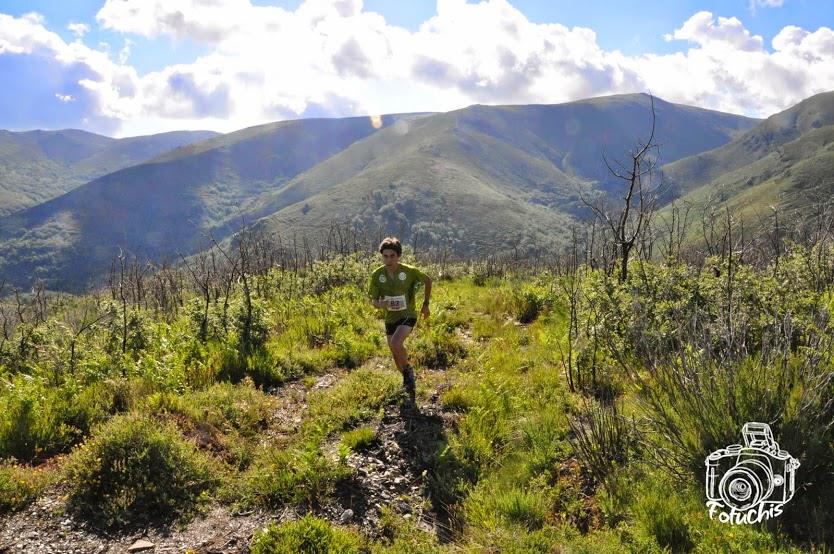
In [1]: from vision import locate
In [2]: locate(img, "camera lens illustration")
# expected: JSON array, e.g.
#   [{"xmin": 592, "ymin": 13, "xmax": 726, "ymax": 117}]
[{"xmin": 705, "ymin": 422, "xmax": 800, "ymax": 524}]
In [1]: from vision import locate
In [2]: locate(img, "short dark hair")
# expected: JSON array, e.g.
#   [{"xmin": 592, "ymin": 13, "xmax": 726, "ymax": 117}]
[{"xmin": 379, "ymin": 236, "xmax": 402, "ymax": 256}]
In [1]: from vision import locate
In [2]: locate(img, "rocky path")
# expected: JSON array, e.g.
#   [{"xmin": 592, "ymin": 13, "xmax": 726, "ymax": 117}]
[
  {"xmin": 0, "ymin": 496, "xmax": 274, "ymax": 554},
  {"xmin": 322, "ymin": 383, "xmax": 459, "ymax": 541}
]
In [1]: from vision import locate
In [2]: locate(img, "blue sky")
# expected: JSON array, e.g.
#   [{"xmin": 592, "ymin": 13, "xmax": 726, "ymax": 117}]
[{"xmin": 0, "ymin": 0, "xmax": 832, "ymax": 136}]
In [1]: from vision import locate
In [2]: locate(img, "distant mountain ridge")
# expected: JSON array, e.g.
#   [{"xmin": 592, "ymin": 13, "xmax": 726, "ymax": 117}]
[
  {"xmin": 661, "ymin": 91, "xmax": 834, "ymax": 228},
  {"xmin": 0, "ymin": 115, "xmax": 412, "ymax": 290},
  {"xmin": 240, "ymin": 94, "xmax": 758, "ymax": 257},
  {"xmin": 0, "ymin": 128, "xmax": 219, "ymax": 216},
  {"xmin": 0, "ymin": 95, "xmax": 761, "ymax": 292}
]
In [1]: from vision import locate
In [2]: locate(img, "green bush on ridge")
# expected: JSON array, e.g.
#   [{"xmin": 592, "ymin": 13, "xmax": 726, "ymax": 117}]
[
  {"xmin": 65, "ymin": 413, "xmax": 219, "ymax": 528},
  {"xmin": 0, "ymin": 461, "xmax": 54, "ymax": 513},
  {"xmin": 250, "ymin": 514, "xmax": 363, "ymax": 554}
]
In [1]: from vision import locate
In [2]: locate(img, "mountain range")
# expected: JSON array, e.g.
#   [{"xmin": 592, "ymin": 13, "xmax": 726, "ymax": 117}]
[
  {"xmin": 1, "ymin": 91, "xmax": 831, "ymax": 292},
  {"xmin": 0, "ymin": 129, "xmax": 218, "ymax": 217}
]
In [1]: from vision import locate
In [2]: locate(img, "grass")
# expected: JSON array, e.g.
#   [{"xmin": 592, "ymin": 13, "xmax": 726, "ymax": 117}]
[
  {"xmin": 2, "ymin": 250, "xmax": 834, "ymax": 552},
  {"xmin": 0, "ymin": 460, "xmax": 57, "ymax": 513},
  {"xmin": 250, "ymin": 514, "xmax": 363, "ymax": 553},
  {"xmin": 341, "ymin": 426, "xmax": 378, "ymax": 451}
]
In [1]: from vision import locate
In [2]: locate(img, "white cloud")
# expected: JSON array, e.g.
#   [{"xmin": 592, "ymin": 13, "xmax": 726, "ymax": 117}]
[
  {"xmin": 118, "ymin": 38, "xmax": 132, "ymax": 64},
  {"xmin": 668, "ymin": 11, "xmax": 764, "ymax": 52},
  {"xmin": 0, "ymin": 11, "xmax": 139, "ymax": 132},
  {"xmin": 750, "ymin": 0, "xmax": 785, "ymax": 9},
  {"xmin": 2, "ymin": 2, "xmax": 834, "ymax": 136},
  {"xmin": 637, "ymin": 11, "xmax": 834, "ymax": 116},
  {"xmin": 96, "ymin": 0, "xmax": 282, "ymax": 42},
  {"xmin": 67, "ymin": 22, "xmax": 90, "ymax": 38}
]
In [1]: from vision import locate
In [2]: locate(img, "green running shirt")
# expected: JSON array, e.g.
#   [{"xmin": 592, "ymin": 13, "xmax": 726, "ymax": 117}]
[{"xmin": 367, "ymin": 262, "xmax": 429, "ymax": 323}]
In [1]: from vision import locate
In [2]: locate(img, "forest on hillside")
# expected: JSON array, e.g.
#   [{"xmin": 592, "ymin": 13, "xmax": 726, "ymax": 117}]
[{"xmin": 2, "ymin": 181, "xmax": 834, "ymax": 552}]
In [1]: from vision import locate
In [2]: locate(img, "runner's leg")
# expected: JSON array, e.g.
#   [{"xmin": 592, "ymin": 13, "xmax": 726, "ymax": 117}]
[
  {"xmin": 386, "ymin": 333, "xmax": 403, "ymax": 371},
  {"xmin": 391, "ymin": 324, "xmax": 416, "ymax": 401},
  {"xmin": 389, "ymin": 324, "xmax": 413, "ymax": 370}
]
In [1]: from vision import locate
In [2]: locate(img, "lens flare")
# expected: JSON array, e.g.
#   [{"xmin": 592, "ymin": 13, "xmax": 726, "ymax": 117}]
[{"xmin": 369, "ymin": 115, "xmax": 383, "ymax": 129}]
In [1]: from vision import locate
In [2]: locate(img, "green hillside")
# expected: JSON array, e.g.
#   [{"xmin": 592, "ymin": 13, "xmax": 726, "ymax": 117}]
[
  {"xmin": 659, "ymin": 91, "xmax": 834, "ymax": 232},
  {"xmin": 241, "ymin": 94, "xmax": 757, "ymax": 258},
  {"xmin": 0, "ymin": 95, "xmax": 756, "ymax": 292},
  {"xmin": 0, "ymin": 116, "xmax": 404, "ymax": 291},
  {"xmin": 0, "ymin": 129, "xmax": 218, "ymax": 216}
]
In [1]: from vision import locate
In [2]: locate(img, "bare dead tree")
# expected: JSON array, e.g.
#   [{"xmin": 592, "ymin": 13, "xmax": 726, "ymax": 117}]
[
  {"xmin": 657, "ymin": 202, "xmax": 693, "ymax": 263},
  {"xmin": 556, "ymin": 226, "xmax": 582, "ymax": 392},
  {"xmin": 66, "ymin": 300, "xmax": 109, "ymax": 375},
  {"xmin": 117, "ymin": 248, "xmax": 128, "ymax": 360},
  {"xmin": 579, "ymin": 93, "xmax": 662, "ymax": 283},
  {"xmin": 0, "ymin": 280, "xmax": 8, "ymax": 356},
  {"xmin": 180, "ymin": 248, "xmax": 213, "ymax": 341},
  {"xmin": 32, "ymin": 281, "xmax": 48, "ymax": 325}
]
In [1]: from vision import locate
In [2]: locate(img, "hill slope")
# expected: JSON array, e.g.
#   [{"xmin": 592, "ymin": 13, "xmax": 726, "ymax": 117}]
[
  {"xmin": 0, "ymin": 95, "xmax": 757, "ymax": 291},
  {"xmin": 0, "ymin": 129, "xmax": 218, "ymax": 216},
  {"xmin": 242, "ymin": 94, "xmax": 757, "ymax": 256},
  {"xmin": 0, "ymin": 115, "xmax": 408, "ymax": 291},
  {"xmin": 660, "ymin": 91, "xmax": 834, "ymax": 228}
]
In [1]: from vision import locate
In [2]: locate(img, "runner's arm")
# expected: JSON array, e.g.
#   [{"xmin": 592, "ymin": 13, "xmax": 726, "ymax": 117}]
[
  {"xmin": 421, "ymin": 274, "xmax": 432, "ymax": 306},
  {"xmin": 368, "ymin": 276, "xmax": 386, "ymax": 309}
]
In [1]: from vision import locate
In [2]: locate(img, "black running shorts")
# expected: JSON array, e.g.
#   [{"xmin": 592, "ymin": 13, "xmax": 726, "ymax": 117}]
[{"xmin": 385, "ymin": 316, "xmax": 418, "ymax": 336}]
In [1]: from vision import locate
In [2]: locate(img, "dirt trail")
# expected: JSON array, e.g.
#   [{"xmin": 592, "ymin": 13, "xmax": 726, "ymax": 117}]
[{"xmin": 322, "ymin": 382, "xmax": 458, "ymax": 541}]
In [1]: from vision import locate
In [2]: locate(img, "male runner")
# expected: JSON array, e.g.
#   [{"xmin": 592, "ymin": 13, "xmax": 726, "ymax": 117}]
[{"xmin": 367, "ymin": 237, "xmax": 432, "ymax": 402}]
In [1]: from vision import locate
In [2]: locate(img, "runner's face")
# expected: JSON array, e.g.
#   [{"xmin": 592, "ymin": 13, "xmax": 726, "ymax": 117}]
[{"xmin": 381, "ymin": 249, "xmax": 400, "ymax": 268}]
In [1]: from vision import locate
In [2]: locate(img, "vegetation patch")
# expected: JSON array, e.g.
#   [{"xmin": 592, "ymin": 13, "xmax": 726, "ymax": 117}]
[
  {"xmin": 65, "ymin": 414, "xmax": 219, "ymax": 528},
  {"xmin": 0, "ymin": 461, "xmax": 55, "ymax": 513},
  {"xmin": 340, "ymin": 426, "xmax": 378, "ymax": 452},
  {"xmin": 250, "ymin": 514, "xmax": 363, "ymax": 554}
]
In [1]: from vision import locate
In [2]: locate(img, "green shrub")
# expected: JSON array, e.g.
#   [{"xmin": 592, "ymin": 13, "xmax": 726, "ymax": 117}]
[
  {"xmin": 104, "ymin": 308, "xmax": 152, "ymax": 359},
  {"xmin": 513, "ymin": 289, "xmax": 546, "ymax": 324},
  {"xmin": 125, "ymin": 310, "xmax": 151, "ymax": 357},
  {"xmin": 448, "ymin": 377, "xmax": 516, "ymax": 480},
  {"xmin": 495, "ymin": 488, "xmax": 547, "ymax": 530},
  {"xmin": 520, "ymin": 407, "xmax": 569, "ymax": 478},
  {"xmin": 411, "ymin": 324, "xmax": 467, "ymax": 370},
  {"xmin": 332, "ymin": 328, "xmax": 374, "ymax": 370},
  {"xmin": 341, "ymin": 426, "xmax": 378, "ymax": 451},
  {"xmin": 234, "ymin": 297, "xmax": 272, "ymax": 356},
  {"xmin": 65, "ymin": 414, "xmax": 218, "ymax": 528},
  {"xmin": 567, "ymin": 401, "xmax": 635, "ymax": 489},
  {"xmin": 440, "ymin": 386, "xmax": 474, "ymax": 412},
  {"xmin": 245, "ymin": 442, "xmax": 350, "ymax": 509},
  {"xmin": 250, "ymin": 514, "xmax": 362, "ymax": 554},
  {"xmin": 306, "ymin": 368, "xmax": 400, "ymax": 434},
  {"xmin": 301, "ymin": 314, "xmax": 336, "ymax": 348},
  {"xmin": 0, "ymin": 379, "xmax": 79, "ymax": 461},
  {"xmin": 184, "ymin": 380, "xmax": 273, "ymax": 436},
  {"xmin": 0, "ymin": 462, "xmax": 52, "ymax": 513},
  {"xmin": 634, "ymin": 481, "xmax": 694, "ymax": 553},
  {"xmin": 244, "ymin": 346, "xmax": 288, "ymax": 388},
  {"xmin": 471, "ymin": 261, "xmax": 503, "ymax": 287},
  {"xmin": 209, "ymin": 339, "xmax": 245, "ymax": 383},
  {"xmin": 145, "ymin": 381, "xmax": 274, "ymax": 469}
]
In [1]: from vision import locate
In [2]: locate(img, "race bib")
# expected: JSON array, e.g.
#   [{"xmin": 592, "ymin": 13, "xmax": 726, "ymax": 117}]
[{"xmin": 384, "ymin": 295, "xmax": 407, "ymax": 311}]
